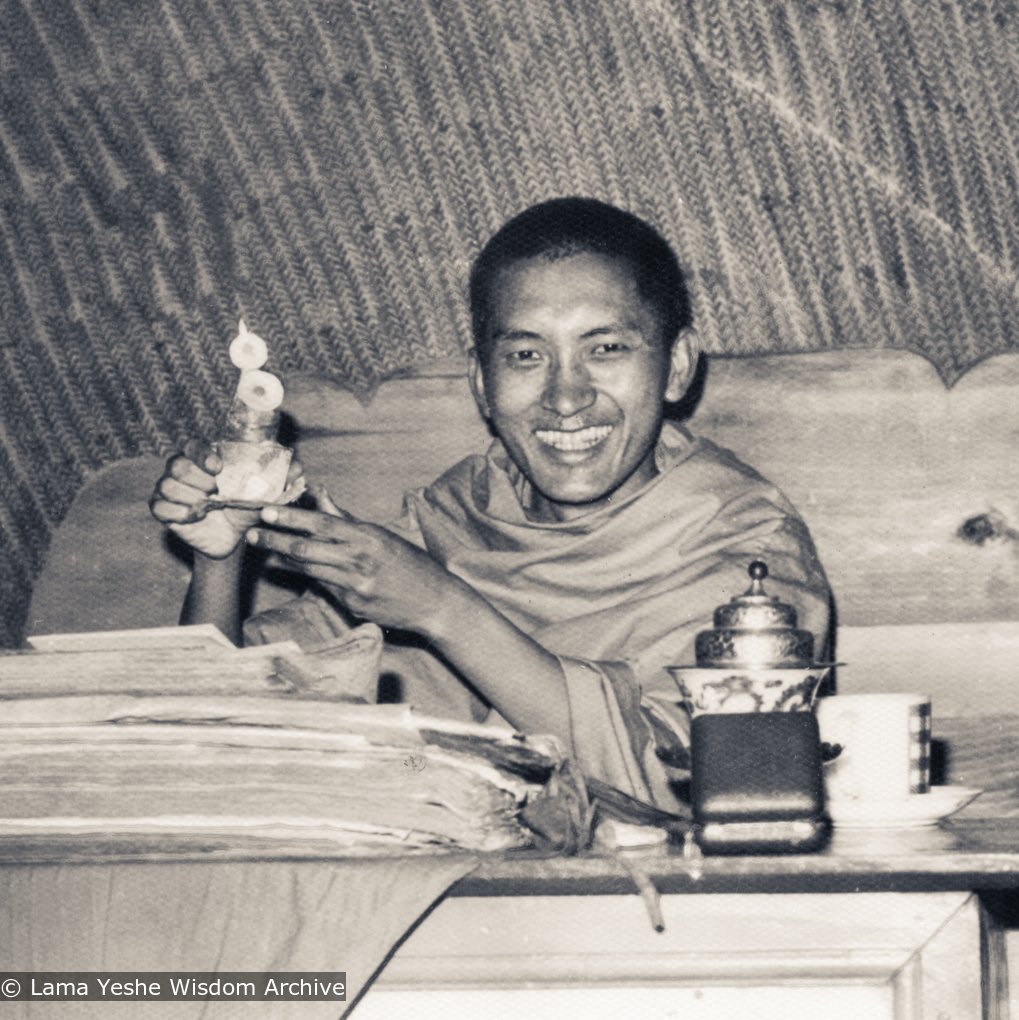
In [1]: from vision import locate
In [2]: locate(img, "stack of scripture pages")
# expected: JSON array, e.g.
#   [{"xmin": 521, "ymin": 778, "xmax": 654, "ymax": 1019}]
[{"xmin": 0, "ymin": 625, "xmax": 576, "ymax": 856}]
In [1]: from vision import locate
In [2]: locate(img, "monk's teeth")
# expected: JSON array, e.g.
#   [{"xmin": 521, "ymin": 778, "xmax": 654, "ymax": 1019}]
[{"xmin": 535, "ymin": 425, "xmax": 613, "ymax": 451}]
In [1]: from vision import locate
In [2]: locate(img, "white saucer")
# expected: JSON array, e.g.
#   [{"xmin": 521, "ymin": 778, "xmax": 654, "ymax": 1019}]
[{"xmin": 826, "ymin": 786, "xmax": 982, "ymax": 829}]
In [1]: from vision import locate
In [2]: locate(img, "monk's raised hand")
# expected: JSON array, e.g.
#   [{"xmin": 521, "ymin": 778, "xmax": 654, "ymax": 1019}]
[
  {"xmin": 148, "ymin": 440, "xmax": 242, "ymax": 558},
  {"xmin": 247, "ymin": 503, "xmax": 460, "ymax": 633},
  {"xmin": 150, "ymin": 439, "xmax": 302, "ymax": 559}
]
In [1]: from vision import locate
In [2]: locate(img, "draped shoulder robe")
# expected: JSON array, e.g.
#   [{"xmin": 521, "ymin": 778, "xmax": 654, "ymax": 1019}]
[{"xmin": 246, "ymin": 424, "xmax": 831, "ymax": 813}]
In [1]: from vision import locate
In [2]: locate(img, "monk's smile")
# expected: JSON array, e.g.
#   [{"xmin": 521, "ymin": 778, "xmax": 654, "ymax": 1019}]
[{"xmin": 534, "ymin": 423, "xmax": 614, "ymax": 453}]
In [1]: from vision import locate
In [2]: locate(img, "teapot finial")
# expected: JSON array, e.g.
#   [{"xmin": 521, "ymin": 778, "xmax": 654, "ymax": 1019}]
[
  {"xmin": 693, "ymin": 558, "xmax": 814, "ymax": 667},
  {"xmin": 747, "ymin": 560, "xmax": 769, "ymax": 595}
]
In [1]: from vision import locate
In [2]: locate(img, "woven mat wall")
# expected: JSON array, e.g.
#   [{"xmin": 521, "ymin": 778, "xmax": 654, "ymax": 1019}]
[{"xmin": 1, "ymin": 0, "xmax": 1018, "ymax": 647}]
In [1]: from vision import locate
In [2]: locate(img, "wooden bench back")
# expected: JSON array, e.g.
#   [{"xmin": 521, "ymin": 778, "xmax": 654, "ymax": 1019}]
[
  {"xmin": 26, "ymin": 349, "xmax": 1019, "ymax": 656},
  {"xmin": 288, "ymin": 349, "xmax": 1019, "ymax": 629}
]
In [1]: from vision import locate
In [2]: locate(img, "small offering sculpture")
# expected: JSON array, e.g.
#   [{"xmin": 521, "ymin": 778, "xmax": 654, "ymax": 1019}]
[{"xmin": 212, "ymin": 320, "xmax": 301, "ymax": 506}]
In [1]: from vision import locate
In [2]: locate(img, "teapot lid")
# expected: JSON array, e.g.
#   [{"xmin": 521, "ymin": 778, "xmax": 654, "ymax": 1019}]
[
  {"xmin": 712, "ymin": 560, "xmax": 798, "ymax": 630},
  {"xmin": 694, "ymin": 560, "xmax": 815, "ymax": 668}
]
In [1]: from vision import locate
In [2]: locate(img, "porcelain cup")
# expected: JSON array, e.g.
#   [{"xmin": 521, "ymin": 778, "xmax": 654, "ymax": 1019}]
[{"xmin": 667, "ymin": 665, "xmax": 829, "ymax": 717}]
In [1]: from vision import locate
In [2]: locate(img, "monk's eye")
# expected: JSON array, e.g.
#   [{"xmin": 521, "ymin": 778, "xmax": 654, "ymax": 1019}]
[
  {"xmin": 590, "ymin": 341, "xmax": 632, "ymax": 358},
  {"xmin": 504, "ymin": 348, "xmax": 543, "ymax": 366}
]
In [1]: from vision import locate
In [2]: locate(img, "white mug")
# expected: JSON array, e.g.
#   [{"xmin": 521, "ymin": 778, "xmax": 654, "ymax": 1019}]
[{"xmin": 816, "ymin": 693, "xmax": 932, "ymax": 802}]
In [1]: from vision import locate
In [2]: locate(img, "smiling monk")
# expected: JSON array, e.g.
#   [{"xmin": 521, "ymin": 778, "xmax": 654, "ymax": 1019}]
[{"xmin": 150, "ymin": 197, "xmax": 830, "ymax": 811}]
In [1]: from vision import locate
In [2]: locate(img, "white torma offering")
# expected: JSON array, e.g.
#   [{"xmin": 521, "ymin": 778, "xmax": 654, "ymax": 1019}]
[
  {"xmin": 228, "ymin": 320, "xmax": 269, "ymax": 370},
  {"xmin": 213, "ymin": 320, "xmax": 301, "ymax": 505}
]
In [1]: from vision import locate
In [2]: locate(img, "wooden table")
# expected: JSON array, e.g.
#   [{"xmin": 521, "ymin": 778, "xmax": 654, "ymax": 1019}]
[
  {"xmin": 358, "ymin": 818, "xmax": 1017, "ymax": 1020},
  {"xmin": 1, "ymin": 817, "xmax": 1017, "ymax": 1019}
]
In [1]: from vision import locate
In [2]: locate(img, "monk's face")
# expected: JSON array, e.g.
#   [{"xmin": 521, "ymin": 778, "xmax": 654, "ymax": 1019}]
[{"xmin": 470, "ymin": 252, "xmax": 695, "ymax": 522}]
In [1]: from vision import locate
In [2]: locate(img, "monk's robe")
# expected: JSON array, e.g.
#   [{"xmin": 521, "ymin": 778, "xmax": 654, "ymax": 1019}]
[{"xmin": 246, "ymin": 423, "xmax": 831, "ymax": 813}]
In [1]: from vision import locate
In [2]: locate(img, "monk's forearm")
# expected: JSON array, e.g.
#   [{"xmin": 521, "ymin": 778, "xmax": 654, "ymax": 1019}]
[
  {"xmin": 180, "ymin": 546, "xmax": 245, "ymax": 645},
  {"xmin": 425, "ymin": 580, "xmax": 573, "ymax": 751}
]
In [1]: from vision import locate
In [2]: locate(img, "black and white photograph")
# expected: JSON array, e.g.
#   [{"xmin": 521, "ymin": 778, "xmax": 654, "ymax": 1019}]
[{"xmin": 1, "ymin": 1, "xmax": 1018, "ymax": 1016}]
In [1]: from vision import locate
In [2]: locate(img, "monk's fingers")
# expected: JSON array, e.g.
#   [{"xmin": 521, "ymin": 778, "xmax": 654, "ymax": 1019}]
[
  {"xmin": 167, "ymin": 451, "xmax": 219, "ymax": 492},
  {"xmin": 153, "ymin": 474, "xmax": 213, "ymax": 508},
  {"xmin": 150, "ymin": 495, "xmax": 204, "ymax": 525},
  {"xmin": 246, "ymin": 527, "xmax": 377, "ymax": 575},
  {"xmin": 181, "ymin": 439, "xmax": 222, "ymax": 475},
  {"xmin": 259, "ymin": 503, "xmax": 364, "ymax": 538}
]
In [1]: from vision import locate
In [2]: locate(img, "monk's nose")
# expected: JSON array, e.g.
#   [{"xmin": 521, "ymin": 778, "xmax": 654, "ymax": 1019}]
[{"xmin": 542, "ymin": 361, "xmax": 596, "ymax": 417}]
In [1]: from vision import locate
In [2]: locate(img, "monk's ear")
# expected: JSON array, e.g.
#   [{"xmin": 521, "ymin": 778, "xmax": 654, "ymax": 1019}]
[
  {"xmin": 664, "ymin": 330, "xmax": 700, "ymax": 403},
  {"xmin": 468, "ymin": 348, "xmax": 491, "ymax": 418}
]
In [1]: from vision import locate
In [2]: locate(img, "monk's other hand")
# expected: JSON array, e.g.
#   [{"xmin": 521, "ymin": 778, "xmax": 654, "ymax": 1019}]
[{"xmin": 247, "ymin": 504, "xmax": 462, "ymax": 633}]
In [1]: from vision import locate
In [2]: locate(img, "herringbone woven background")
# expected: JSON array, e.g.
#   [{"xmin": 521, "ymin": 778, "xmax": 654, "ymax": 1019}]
[{"xmin": 1, "ymin": 0, "xmax": 1017, "ymax": 646}]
